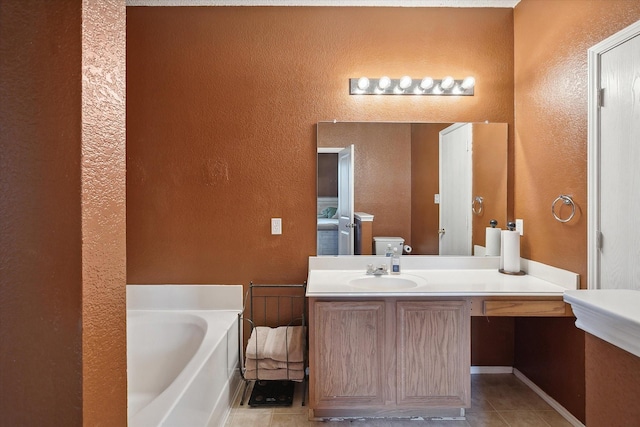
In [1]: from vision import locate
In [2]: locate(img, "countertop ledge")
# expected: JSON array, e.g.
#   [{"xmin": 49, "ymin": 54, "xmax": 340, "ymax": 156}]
[
  {"xmin": 307, "ymin": 256, "xmax": 579, "ymax": 297},
  {"xmin": 564, "ymin": 289, "xmax": 640, "ymax": 358}
]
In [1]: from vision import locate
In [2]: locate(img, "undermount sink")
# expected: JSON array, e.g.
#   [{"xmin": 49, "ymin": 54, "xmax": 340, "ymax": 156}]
[{"xmin": 348, "ymin": 275, "xmax": 425, "ymax": 290}]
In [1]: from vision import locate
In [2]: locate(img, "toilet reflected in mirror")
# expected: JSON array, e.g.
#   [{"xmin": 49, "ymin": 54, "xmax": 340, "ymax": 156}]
[{"xmin": 373, "ymin": 237, "xmax": 404, "ymax": 256}]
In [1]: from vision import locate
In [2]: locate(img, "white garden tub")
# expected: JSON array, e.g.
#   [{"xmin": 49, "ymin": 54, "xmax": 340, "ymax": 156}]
[{"xmin": 127, "ymin": 285, "xmax": 243, "ymax": 427}]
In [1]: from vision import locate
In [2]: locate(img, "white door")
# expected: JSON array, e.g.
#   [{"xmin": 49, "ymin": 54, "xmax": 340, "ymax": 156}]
[
  {"xmin": 590, "ymin": 24, "xmax": 640, "ymax": 290},
  {"xmin": 439, "ymin": 123, "xmax": 472, "ymax": 256},
  {"xmin": 337, "ymin": 145, "xmax": 355, "ymax": 255}
]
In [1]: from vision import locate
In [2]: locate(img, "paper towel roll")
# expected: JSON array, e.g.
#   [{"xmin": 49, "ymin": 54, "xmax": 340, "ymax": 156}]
[
  {"xmin": 499, "ymin": 232, "xmax": 505, "ymax": 270},
  {"xmin": 403, "ymin": 245, "xmax": 412, "ymax": 254},
  {"xmin": 485, "ymin": 227, "xmax": 501, "ymax": 256},
  {"xmin": 501, "ymin": 230, "xmax": 521, "ymax": 273}
]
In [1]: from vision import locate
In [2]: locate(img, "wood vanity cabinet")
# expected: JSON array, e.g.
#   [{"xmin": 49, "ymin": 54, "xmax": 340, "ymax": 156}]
[
  {"xmin": 308, "ymin": 298, "xmax": 471, "ymax": 418},
  {"xmin": 310, "ymin": 300, "xmax": 388, "ymax": 409},
  {"xmin": 396, "ymin": 301, "xmax": 470, "ymax": 408}
]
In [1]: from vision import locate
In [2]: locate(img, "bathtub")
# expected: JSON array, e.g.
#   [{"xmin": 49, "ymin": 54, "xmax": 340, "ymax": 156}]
[{"xmin": 127, "ymin": 285, "xmax": 243, "ymax": 427}]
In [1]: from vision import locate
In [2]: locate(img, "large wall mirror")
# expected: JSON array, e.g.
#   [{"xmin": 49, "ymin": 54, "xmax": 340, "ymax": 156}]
[{"xmin": 316, "ymin": 121, "xmax": 508, "ymax": 256}]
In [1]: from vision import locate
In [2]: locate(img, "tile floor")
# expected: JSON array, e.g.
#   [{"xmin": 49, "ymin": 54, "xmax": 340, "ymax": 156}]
[{"xmin": 224, "ymin": 374, "xmax": 575, "ymax": 427}]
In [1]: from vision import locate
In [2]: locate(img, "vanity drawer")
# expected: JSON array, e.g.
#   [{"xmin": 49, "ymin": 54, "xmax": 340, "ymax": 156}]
[{"xmin": 476, "ymin": 299, "xmax": 571, "ymax": 317}]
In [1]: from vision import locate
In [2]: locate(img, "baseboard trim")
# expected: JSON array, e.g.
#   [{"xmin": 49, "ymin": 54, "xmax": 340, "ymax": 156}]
[
  {"xmin": 470, "ymin": 366, "xmax": 513, "ymax": 374},
  {"xmin": 513, "ymin": 368, "xmax": 585, "ymax": 427}
]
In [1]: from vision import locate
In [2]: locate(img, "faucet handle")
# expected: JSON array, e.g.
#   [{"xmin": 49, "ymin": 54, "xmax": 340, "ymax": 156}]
[{"xmin": 366, "ymin": 264, "xmax": 375, "ymax": 274}]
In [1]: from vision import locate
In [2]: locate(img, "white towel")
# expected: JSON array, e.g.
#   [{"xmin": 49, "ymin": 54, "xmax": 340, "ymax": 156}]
[
  {"xmin": 246, "ymin": 326, "xmax": 306, "ymax": 363},
  {"xmin": 263, "ymin": 326, "xmax": 306, "ymax": 363},
  {"xmin": 245, "ymin": 358, "xmax": 304, "ymax": 371},
  {"xmin": 244, "ymin": 368, "xmax": 305, "ymax": 382},
  {"xmin": 245, "ymin": 327, "xmax": 271, "ymax": 360}
]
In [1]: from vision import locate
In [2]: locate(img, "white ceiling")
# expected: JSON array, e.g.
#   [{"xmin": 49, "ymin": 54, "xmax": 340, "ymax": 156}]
[{"xmin": 127, "ymin": 0, "xmax": 521, "ymax": 7}]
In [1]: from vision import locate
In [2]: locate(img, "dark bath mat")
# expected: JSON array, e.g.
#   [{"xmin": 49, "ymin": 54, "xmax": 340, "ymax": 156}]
[{"xmin": 248, "ymin": 380, "xmax": 295, "ymax": 407}]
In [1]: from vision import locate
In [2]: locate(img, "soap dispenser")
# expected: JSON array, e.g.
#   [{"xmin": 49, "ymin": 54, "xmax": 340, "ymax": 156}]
[
  {"xmin": 391, "ymin": 248, "xmax": 401, "ymax": 275},
  {"xmin": 385, "ymin": 243, "xmax": 393, "ymax": 257}
]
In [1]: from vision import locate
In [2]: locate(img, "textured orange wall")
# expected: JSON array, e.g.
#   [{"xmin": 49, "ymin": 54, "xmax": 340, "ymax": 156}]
[
  {"xmin": 514, "ymin": 0, "xmax": 640, "ymax": 285},
  {"xmin": 471, "ymin": 317, "xmax": 515, "ymax": 366},
  {"xmin": 0, "ymin": 2, "xmax": 83, "ymax": 424},
  {"xmin": 317, "ymin": 122, "xmax": 412, "ymax": 245},
  {"xmin": 81, "ymin": 1, "xmax": 127, "ymax": 425},
  {"xmin": 126, "ymin": 6, "xmax": 514, "ymax": 284},
  {"xmin": 0, "ymin": 0, "xmax": 126, "ymax": 425},
  {"xmin": 317, "ymin": 153, "xmax": 338, "ymax": 198},
  {"xmin": 513, "ymin": 0, "xmax": 640, "ymax": 422},
  {"xmin": 411, "ymin": 123, "xmax": 448, "ymax": 255},
  {"xmin": 585, "ymin": 334, "xmax": 640, "ymax": 425},
  {"xmin": 410, "ymin": 123, "xmax": 508, "ymax": 255},
  {"xmin": 472, "ymin": 123, "xmax": 508, "ymax": 249}
]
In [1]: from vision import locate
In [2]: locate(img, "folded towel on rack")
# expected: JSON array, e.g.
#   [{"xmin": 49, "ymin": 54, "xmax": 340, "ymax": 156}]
[
  {"xmin": 264, "ymin": 325, "xmax": 305, "ymax": 363},
  {"xmin": 245, "ymin": 358, "xmax": 304, "ymax": 371},
  {"xmin": 246, "ymin": 325, "xmax": 306, "ymax": 363},
  {"xmin": 244, "ymin": 367, "xmax": 305, "ymax": 382},
  {"xmin": 246, "ymin": 327, "xmax": 270, "ymax": 360}
]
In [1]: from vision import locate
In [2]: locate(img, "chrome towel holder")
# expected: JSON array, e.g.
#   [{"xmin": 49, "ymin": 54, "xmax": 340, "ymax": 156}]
[
  {"xmin": 472, "ymin": 196, "xmax": 484, "ymax": 216},
  {"xmin": 552, "ymin": 195, "xmax": 576, "ymax": 223}
]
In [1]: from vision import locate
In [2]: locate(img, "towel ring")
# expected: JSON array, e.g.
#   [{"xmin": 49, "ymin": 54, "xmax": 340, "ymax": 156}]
[
  {"xmin": 472, "ymin": 196, "xmax": 484, "ymax": 216},
  {"xmin": 551, "ymin": 195, "xmax": 576, "ymax": 223}
]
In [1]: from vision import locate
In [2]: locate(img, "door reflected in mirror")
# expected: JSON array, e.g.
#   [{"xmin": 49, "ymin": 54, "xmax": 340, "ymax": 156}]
[{"xmin": 316, "ymin": 122, "xmax": 508, "ymax": 256}]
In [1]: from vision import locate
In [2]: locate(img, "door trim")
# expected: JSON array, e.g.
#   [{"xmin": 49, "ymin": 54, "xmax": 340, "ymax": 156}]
[
  {"xmin": 317, "ymin": 147, "xmax": 343, "ymax": 154},
  {"xmin": 588, "ymin": 20, "xmax": 640, "ymax": 289}
]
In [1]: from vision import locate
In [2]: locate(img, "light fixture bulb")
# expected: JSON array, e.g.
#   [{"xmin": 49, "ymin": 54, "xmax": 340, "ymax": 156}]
[
  {"xmin": 419, "ymin": 77, "xmax": 434, "ymax": 91},
  {"xmin": 440, "ymin": 76, "xmax": 455, "ymax": 90},
  {"xmin": 399, "ymin": 76, "xmax": 412, "ymax": 90},
  {"xmin": 461, "ymin": 76, "xmax": 475, "ymax": 90},
  {"xmin": 357, "ymin": 77, "xmax": 370, "ymax": 91},
  {"xmin": 378, "ymin": 76, "xmax": 391, "ymax": 90}
]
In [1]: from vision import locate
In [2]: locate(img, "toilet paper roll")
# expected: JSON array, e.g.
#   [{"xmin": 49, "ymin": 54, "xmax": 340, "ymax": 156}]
[
  {"xmin": 485, "ymin": 227, "xmax": 501, "ymax": 256},
  {"xmin": 403, "ymin": 245, "xmax": 412, "ymax": 254},
  {"xmin": 501, "ymin": 230, "xmax": 521, "ymax": 273}
]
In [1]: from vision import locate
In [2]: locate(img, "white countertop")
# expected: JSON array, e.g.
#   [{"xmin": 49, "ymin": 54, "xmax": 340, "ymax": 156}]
[
  {"xmin": 564, "ymin": 289, "xmax": 640, "ymax": 358},
  {"xmin": 306, "ymin": 269, "xmax": 569, "ymax": 297},
  {"xmin": 306, "ymin": 256, "xmax": 578, "ymax": 298}
]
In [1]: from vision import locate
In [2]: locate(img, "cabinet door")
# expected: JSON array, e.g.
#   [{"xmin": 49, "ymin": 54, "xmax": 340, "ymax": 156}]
[
  {"xmin": 311, "ymin": 301, "xmax": 388, "ymax": 408},
  {"xmin": 397, "ymin": 301, "xmax": 470, "ymax": 407}
]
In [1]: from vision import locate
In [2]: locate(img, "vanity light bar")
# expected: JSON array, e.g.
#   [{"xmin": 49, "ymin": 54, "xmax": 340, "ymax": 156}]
[{"xmin": 349, "ymin": 76, "xmax": 475, "ymax": 96}]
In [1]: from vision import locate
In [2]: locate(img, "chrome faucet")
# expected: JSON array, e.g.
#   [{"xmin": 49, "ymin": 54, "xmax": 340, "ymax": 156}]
[{"xmin": 366, "ymin": 263, "xmax": 388, "ymax": 276}]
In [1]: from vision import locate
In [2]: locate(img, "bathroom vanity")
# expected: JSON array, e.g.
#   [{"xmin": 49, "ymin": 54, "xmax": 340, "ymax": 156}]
[
  {"xmin": 310, "ymin": 296, "xmax": 470, "ymax": 419},
  {"xmin": 306, "ymin": 256, "xmax": 578, "ymax": 420}
]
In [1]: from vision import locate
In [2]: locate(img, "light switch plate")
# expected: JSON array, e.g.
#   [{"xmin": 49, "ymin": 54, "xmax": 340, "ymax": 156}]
[
  {"xmin": 434, "ymin": 194, "xmax": 440, "ymax": 204},
  {"xmin": 515, "ymin": 219, "xmax": 524, "ymax": 236},
  {"xmin": 271, "ymin": 218, "xmax": 282, "ymax": 235}
]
